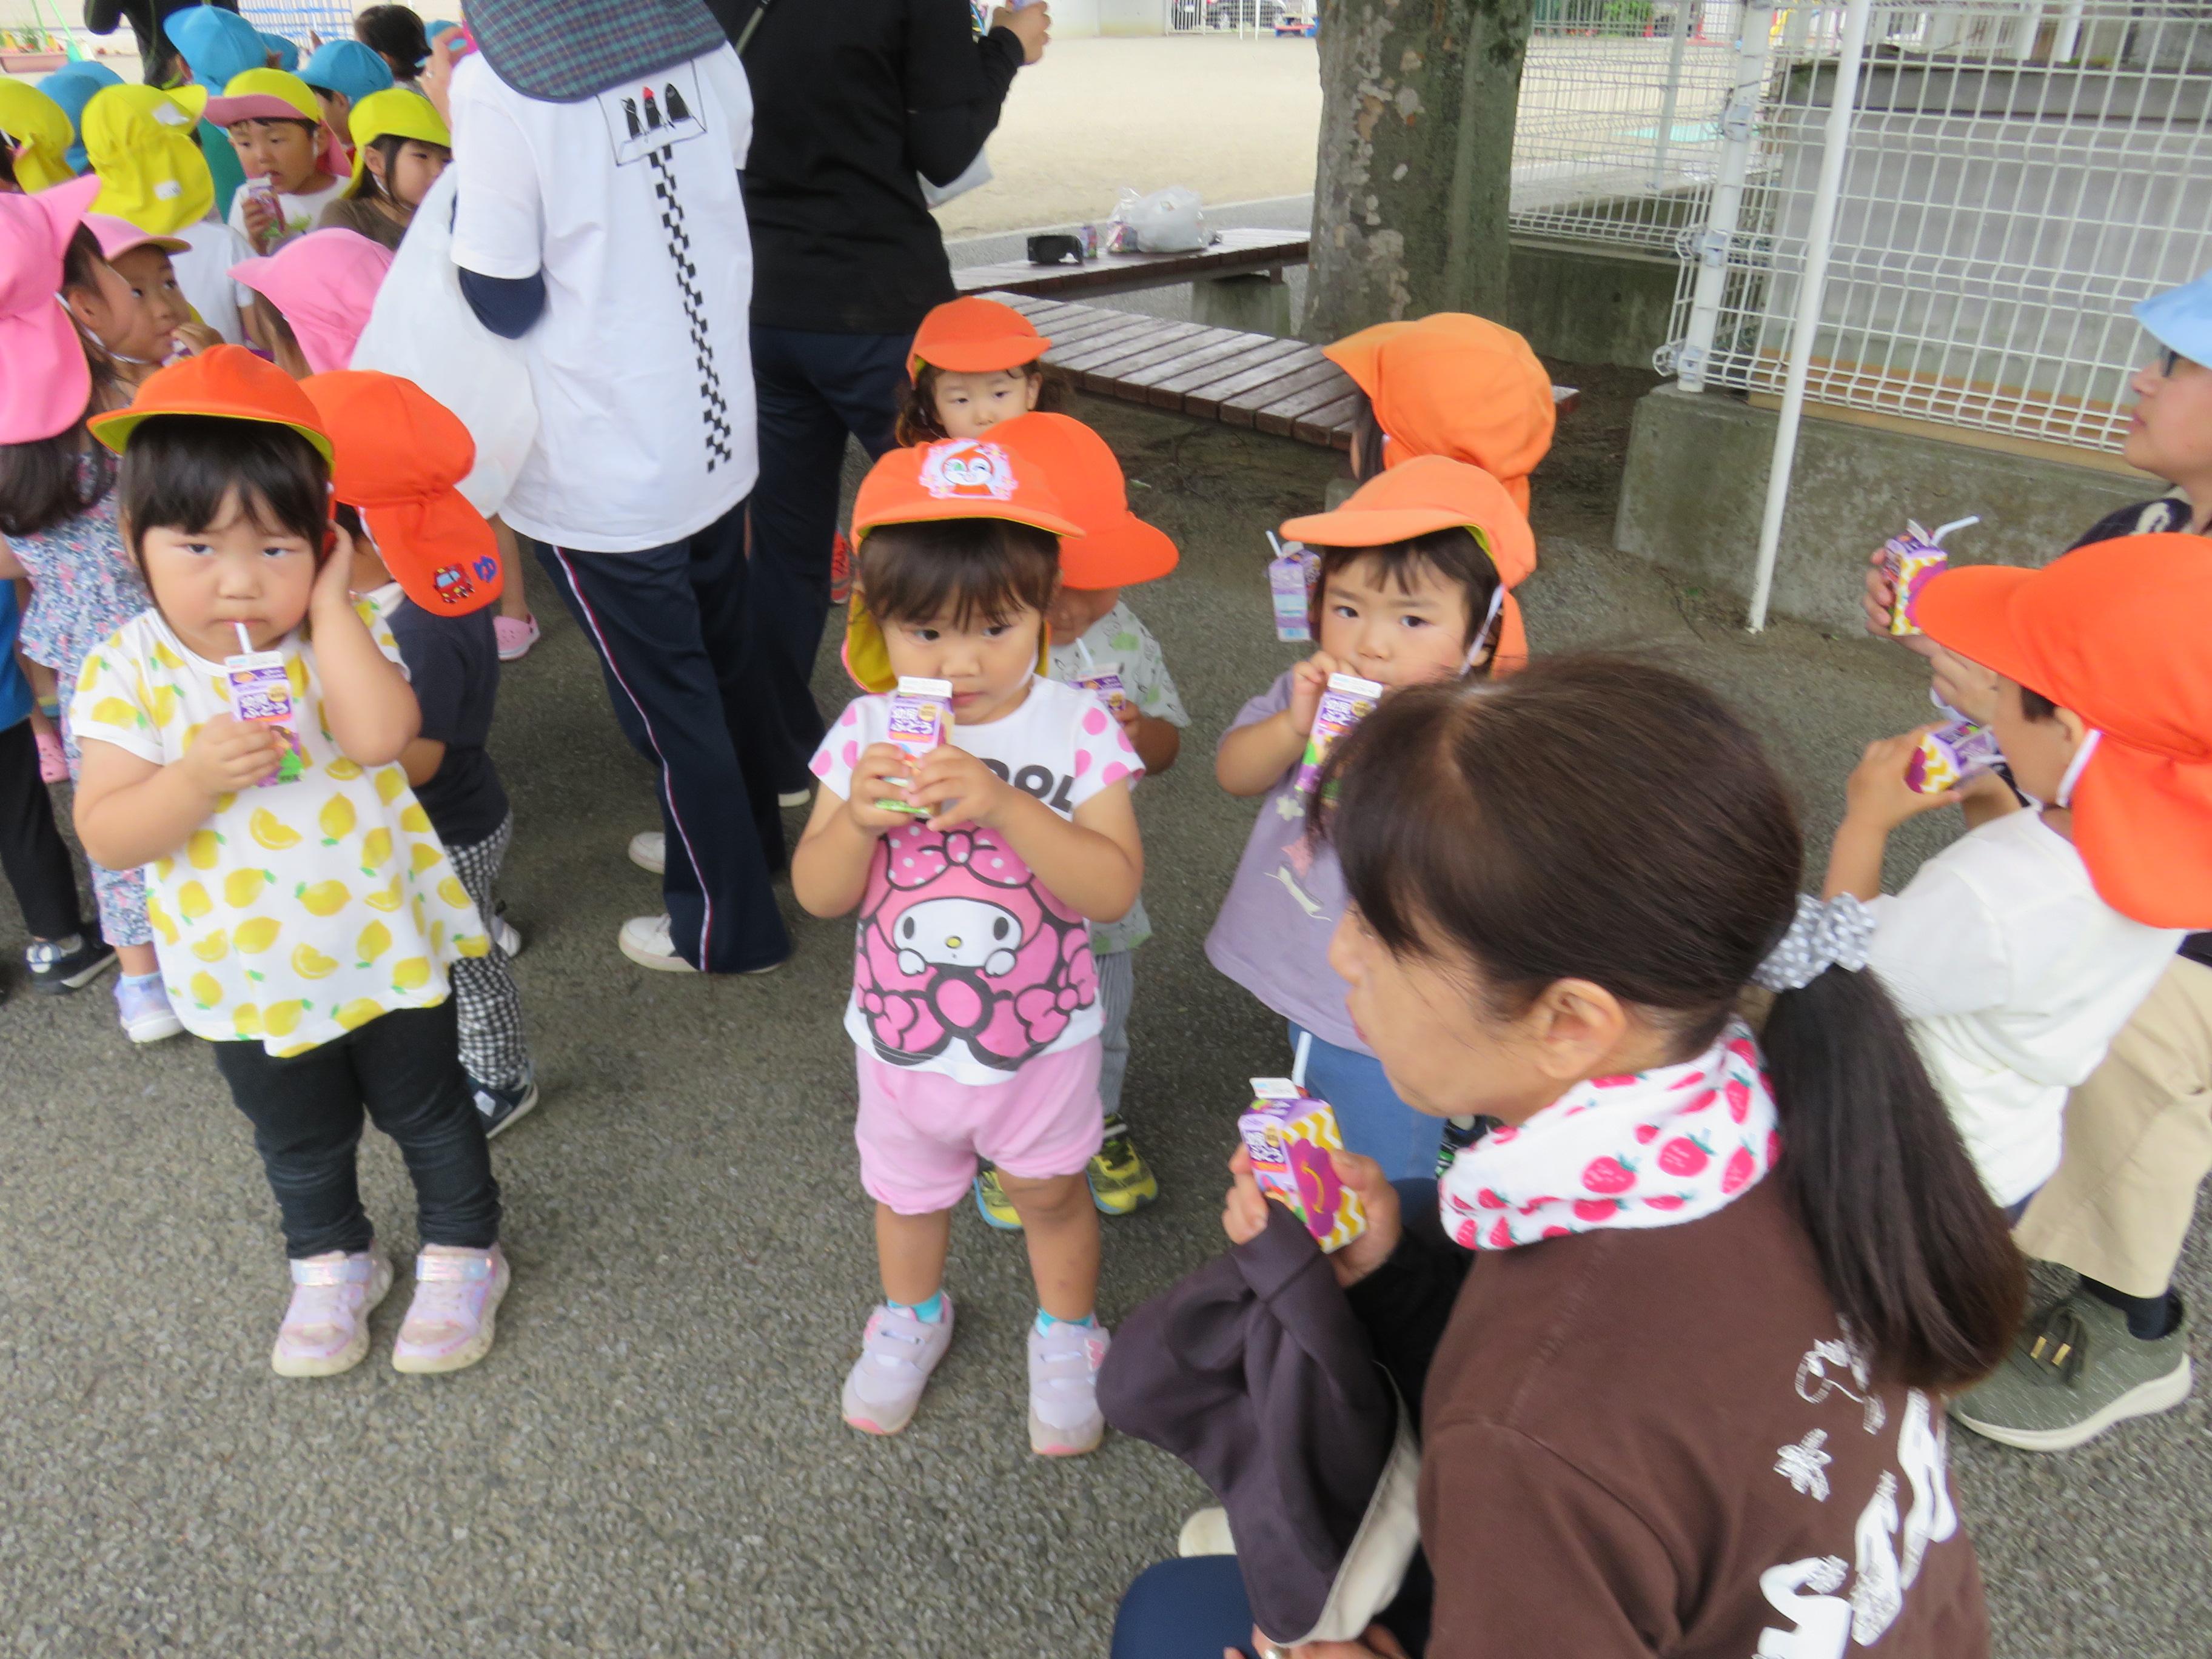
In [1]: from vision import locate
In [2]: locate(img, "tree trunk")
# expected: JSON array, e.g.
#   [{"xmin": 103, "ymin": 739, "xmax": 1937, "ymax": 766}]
[{"xmin": 1303, "ymin": 0, "xmax": 1536, "ymax": 342}]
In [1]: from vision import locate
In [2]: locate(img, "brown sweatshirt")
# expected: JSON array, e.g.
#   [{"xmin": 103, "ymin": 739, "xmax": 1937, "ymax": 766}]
[{"xmin": 1406, "ymin": 1179, "xmax": 1991, "ymax": 1657}]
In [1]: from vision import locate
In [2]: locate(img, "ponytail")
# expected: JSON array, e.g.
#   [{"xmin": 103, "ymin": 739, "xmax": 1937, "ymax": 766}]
[{"xmin": 1764, "ymin": 967, "xmax": 2025, "ymax": 1392}]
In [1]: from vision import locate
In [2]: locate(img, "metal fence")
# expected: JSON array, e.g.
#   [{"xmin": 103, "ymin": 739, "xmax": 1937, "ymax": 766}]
[{"xmin": 233, "ymin": 3, "xmax": 374, "ymax": 48}]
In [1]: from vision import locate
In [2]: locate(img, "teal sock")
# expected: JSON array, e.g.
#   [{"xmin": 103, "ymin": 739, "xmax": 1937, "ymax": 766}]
[
  {"xmin": 118, "ymin": 970, "xmax": 164, "ymax": 992},
  {"xmin": 891, "ymin": 1292, "xmax": 945, "ymax": 1324},
  {"xmin": 1034, "ymin": 1309, "xmax": 1096, "ymax": 1335}
]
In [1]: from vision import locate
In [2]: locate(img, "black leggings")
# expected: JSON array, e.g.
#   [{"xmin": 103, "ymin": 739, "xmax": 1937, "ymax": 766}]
[
  {"xmin": 212, "ymin": 999, "xmax": 500, "ymax": 1259},
  {"xmin": 0, "ymin": 717, "xmax": 86, "ymax": 942}
]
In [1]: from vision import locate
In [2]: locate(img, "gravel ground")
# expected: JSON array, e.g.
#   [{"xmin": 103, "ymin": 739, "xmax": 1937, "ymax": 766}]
[{"xmin": 0, "ymin": 378, "xmax": 2204, "ymax": 1657}]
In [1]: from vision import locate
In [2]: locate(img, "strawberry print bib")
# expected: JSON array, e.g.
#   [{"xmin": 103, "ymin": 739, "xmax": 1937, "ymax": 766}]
[{"xmin": 1439, "ymin": 1020, "xmax": 1781, "ymax": 1249}]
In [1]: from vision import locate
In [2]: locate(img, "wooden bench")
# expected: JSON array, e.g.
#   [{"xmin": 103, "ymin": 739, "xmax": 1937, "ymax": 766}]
[{"xmin": 987, "ymin": 292, "xmax": 1581, "ymax": 453}]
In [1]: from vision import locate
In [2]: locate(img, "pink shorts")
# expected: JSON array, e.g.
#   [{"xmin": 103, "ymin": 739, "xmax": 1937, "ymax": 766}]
[{"xmin": 855, "ymin": 1039, "xmax": 1105, "ymax": 1215}]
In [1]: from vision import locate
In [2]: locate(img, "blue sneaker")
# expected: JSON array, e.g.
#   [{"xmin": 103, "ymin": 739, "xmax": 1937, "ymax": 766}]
[{"xmin": 972, "ymin": 1164, "xmax": 1023, "ymax": 1232}]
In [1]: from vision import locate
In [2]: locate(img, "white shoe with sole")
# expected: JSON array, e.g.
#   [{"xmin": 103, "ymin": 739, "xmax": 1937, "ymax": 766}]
[
  {"xmin": 842, "ymin": 1296, "xmax": 956, "ymax": 1435},
  {"xmin": 1028, "ymin": 1317, "xmax": 1111, "ymax": 1456},
  {"xmin": 618, "ymin": 913, "xmax": 695, "ymax": 972},
  {"xmin": 628, "ymin": 831, "xmax": 665, "ymax": 876}
]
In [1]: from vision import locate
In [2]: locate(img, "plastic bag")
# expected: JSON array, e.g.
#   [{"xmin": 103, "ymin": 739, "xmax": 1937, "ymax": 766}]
[
  {"xmin": 1105, "ymin": 186, "xmax": 1214, "ymax": 254},
  {"xmin": 347, "ymin": 166, "xmax": 538, "ymax": 518}
]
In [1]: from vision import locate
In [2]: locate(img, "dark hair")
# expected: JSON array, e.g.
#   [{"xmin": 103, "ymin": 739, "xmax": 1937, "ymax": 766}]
[
  {"xmin": 355, "ymin": 4, "xmax": 429, "ymax": 69},
  {"xmin": 116, "ymin": 415, "xmax": 331, "ymax": 572},
  {"xmin": 249, "ymin": 290, "xmax": 303, "ymax": 358},
  {"xmin": 2019, "ymin": 686, "xmax": 2059, "ymax": 721},
  {"xmin": 0, "ymin": 141, "xmax": 16, "ymax": 191},
  {"xmin": 856, "ymin": 517, "xmax": 1059, "ymax": 631},
  {"xmin": 1321, "ymin": 655, "xmax": 2026, "ymax": 1393},
  {"xmin": 0, "ymin": 229, "xmax": 121, "ymax": 537},
  {"xmin": 348, "ymin": 132, "xmax": 409, "ymax": 204},
  {"xmin": 1310, "ymin": 527, "xmax": 1503, "ymax": 656},
  {"xmin": 1348, "ymin": 389, "xmax": 1386, "ymax": 481},
  {"xmin": 894, "ymin": 361, "xmax": 1068, "ymax": 447}
]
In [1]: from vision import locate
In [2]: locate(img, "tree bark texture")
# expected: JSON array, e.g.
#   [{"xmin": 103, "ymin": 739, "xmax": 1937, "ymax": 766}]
[{"xmin": 1304, "ymin": 0, "xmax": 1537, "ymax": 342}]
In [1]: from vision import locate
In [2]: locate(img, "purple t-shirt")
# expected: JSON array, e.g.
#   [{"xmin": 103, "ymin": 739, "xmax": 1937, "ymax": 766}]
[{"xmin": 1204, "ymin": 671, "xmax": 1366, "ymax": 1053}]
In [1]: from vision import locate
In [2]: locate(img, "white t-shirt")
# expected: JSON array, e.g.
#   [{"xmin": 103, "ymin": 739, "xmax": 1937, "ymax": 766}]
[
  {"xmin": 70, "ymin": 606, "xmax": 492, "ymax": 1056},
  {"xmin": 447, "ymin": 47, "xmax": 757, "ymax": 552},
  {"xmin": 809, "ymin": 677, "xmax": 1144, "ymax": 1086},
  {"xmin": 1867, "ymin": 807, "xmax": 2184, "ymax": 1204},
  {"xmin": 226, "ymin": 172, "xmax": 348, "ymax": 307},
  {"xmin": 172, "ymin": 216, "xmax": 245, "ymax": 344}
]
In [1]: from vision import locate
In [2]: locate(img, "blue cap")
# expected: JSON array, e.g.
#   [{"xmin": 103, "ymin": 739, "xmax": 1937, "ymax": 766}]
[
  {"xmin": 163, "ymin": 4, "xmax": 271, "ymax": 90},
  {"xmin": 2136, "ymin": 272, "xmax": 2212, "ymax": 370},
  {"xmin": 38, "ymin": 60, "xmax": 121, "ymax": 173},
  {"xmin": 259, "ymin": 31, "xmax": 301, "ymax": 73},
  {"xmin": 300, "ymin": 38, "xmax": 395, "ymax": 102}
]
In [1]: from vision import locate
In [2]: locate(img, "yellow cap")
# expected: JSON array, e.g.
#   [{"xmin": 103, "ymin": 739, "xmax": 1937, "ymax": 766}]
[{"xmin": 343, "ymin": 88, "xmax": 451, "ymax": 198}]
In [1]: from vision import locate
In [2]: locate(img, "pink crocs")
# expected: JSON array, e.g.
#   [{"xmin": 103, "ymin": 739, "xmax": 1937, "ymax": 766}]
[
  {"xmin": 392, "ymin": 1244, "xmax": 511, "ymax": 1375},
  {"xmin": 272, "ymin": 1248, "xmax": 393, "ymax": 1378}
]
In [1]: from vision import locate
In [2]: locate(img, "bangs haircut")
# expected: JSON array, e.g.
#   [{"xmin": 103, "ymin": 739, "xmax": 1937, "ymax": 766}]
[
  {"xmin": 893, "ymin": 360, "xmax": 1068, "ymax": 447},
  {"xmin": 1312, "ymin": 526, "xmax": 1502, "ymax": 649},
  {"xmin": 857, "ymin": 517, "xmax": 1059, "ymax": 630},
  {"xmin": 116, "ymin": 415, "xmax": 330, "ymax": 565}
]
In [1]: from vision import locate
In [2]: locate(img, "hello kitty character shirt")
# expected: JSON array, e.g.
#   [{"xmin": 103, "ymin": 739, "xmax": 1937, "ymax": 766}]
[{"xmin": 810, "ymin": 677, "xmax": 1144, "ymax": 1085}]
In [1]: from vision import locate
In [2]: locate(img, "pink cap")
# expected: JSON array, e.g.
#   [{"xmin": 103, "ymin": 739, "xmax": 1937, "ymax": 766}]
[
  {"xmin": 83, "ymin": 212, "xmax": 190, "ymax": 263},
  {"xmin": 0, "ymin": 175, "xmax": 102, "ymax": 444},
  {"xmin": 229, "ymin": 227, "xmax": 394, "ymax": 375}
]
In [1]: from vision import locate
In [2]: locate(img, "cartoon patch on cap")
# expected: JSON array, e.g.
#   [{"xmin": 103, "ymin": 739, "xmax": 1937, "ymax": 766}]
[
  {"xmin": 918, "ymin": 440, "xmax": 1018, "ymax": 503},
  {"xmin": 432, "ymin": 554, "xmax": 497, "ymax": 608}
]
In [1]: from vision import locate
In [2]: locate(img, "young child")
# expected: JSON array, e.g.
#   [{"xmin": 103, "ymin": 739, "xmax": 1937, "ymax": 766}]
[
  {"xmin": 159, "ymin": 0, "xmax": 271, "ymax": 222},
  {"xmin": 1826, "ymin": 534, "xmax": 2207, "ymax": 1228},
  {"xmin": 208, "ymin": 69, "xmax": 348, "ymax": 259},
  {"xmin": 793, "ymin": 437, "xmax": 1144, "ymax": 1454},
  {"xmin": 232, "ymin": 228, "xmax": 395, "ymax": 376},
  {"xmin": 300, "ymin": 39, "xmax": 396, "ymax": 150},
  {"xmin": 894, "ymin": 295, "xmax": 1068, "ymax": 446},
  {"xmin": 79, "ymin": 216, "xmax": 191, "ymax": 379},
  {"xmin": 1321, "ymin": 310, "xmax": 1557, "ymax": 510},
  {"xmin": 0, "ymin": 176, "xmax": 179, "ymax": 1034},
  {"xmin": 966, "ymin": 410, "xmax": 1185, "ymax": 1228},
  {"xmin": 81, "ymin": 82, "xmax": 245, "ymax": 344},
  {"xmin": 69, "ymin": 346, "xmax": 506, "ymax": 1377},
  {"xmin": 304, "ymin": 367, "xmax": 537, "ymax": 1135},
  {"xmin": 1208, "ymin": 456, "xmax": 1535, "ymax": 1179},
  {"xmin": 317, "ymin": 89, "xmax": 449, "ymax": 253}
]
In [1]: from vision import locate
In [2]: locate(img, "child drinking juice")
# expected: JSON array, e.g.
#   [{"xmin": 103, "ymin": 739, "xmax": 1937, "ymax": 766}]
[
  {"xmin": 207, "ymin": 69, "xmax": 348, "ymax": 258},
  {"xmin": 792, "ymin": 437, "xmax": 1144, "ymax": 1453},
  {"xmin": 69, "ymin": 347, "xmax": 505, "ymax": 1376},
  {"xmin": 1208, "ymin": 457, "xmax": 1535, "ymax": 1179},
  {"xmin": 0, "ymin": 176, "xmax": 179, "ymax": 1036},
  {"xmin": 893, "ymin": 296, "xmax": 1070, "ymax": 446},
  {"xmin": 317, "ymin": 89, "xmax": 450, "ymax": 253},
  {"xmin": 968, "ymin": 410, "xmax": 1185, "ymax": 1228}
]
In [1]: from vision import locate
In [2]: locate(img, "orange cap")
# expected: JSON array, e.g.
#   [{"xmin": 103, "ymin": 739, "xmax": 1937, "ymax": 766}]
[
  {"xmin": 1279, "ymin": 455, "xmax": 1537, "ymax": 672},
  {"xmin": 1915, "ymin": 533, "xmax": 2212, "ymax": 928},
  {"xmin": 301, "ymin": 370, "xmax": 501, "ymax": 617},
  {"xmin": 908, "ymin": 296, "xmax": 1051, "ymax": 379},
  {"xmin": 990, "ymin": 411, "xmax": 1176, "ymax": 589},
  {"xmin": 852, "ymin": 435, "xmax": 1082, "ymax": 540},
  {"xmin": 89, "ymin": 343, "xmax": 333, "ymax": 462},
  {"xmin": 1322, "ymin": 313, "xmax": 1555, "ymax": 513}
]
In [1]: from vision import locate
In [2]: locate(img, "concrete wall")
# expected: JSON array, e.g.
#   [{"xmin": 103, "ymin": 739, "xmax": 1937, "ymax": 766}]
[
  {"xmin": 1615, "ymin": 384, "xmax": 2154, "ymax": 634},
  {"xmin": 1507, "ymin": 237, "xmax": 1678, "ymax": 372},
  {"xmin": 1095, "ymin": 0, "xmax": 1164, "ymax": 34}
]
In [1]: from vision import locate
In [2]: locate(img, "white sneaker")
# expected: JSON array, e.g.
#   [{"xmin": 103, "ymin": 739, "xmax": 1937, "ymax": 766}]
[
  {"xmin": 628, "ymin": 831, "xmax": 665, "ymax": 875},
  {"xmin": 1028, "ymin": 1316, "xmax": 1111, "ymax": 1456},
  {"xmin": 1177, "ymin": 1507, "xmax": 1236, "ymax": 1558},
  {"xmin": 272, "ymin": 1248, "xmax": 393, "ymax": 1377},
  {"xmin": 777, "ymin": 788, "xmax": 812, "ymax": 809},
  {"xmin": 618, "ymin": 913, "xmax": 695, "ymax": 972},
  {"xmin": 842, "ymin": 1295, "xmax": 956, "ymax": 1435},
  {"xmin": 492, "ymin": 915, "xmax": 523, "ymax": 959}
]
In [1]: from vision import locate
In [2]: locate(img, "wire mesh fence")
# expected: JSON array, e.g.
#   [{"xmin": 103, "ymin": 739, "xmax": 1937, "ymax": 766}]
[
  {"xmin": 233, "ymin": 3, "xmax": 374, "ymax": 49},
  {"xmin": 1660, "ymin": 0, "xmax": 2212, "ymax": 454}
]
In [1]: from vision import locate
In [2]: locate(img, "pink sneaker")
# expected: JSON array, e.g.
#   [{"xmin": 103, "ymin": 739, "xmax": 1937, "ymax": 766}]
[
  {"xmin": 391, "ymin": 1244, "xmax": 511, "ymax": 1374},
  {"xmin": 271, "ymin": 1248, "xmax": 393, "ymax": 1377},
  {"xmin": 494, "ymin": 614, "xmax": 540, "ymax": 663}
]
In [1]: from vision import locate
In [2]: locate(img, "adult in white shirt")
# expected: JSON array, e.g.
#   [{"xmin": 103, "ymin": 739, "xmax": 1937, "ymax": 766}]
[{"xmin": 441, "ymin": 0, "xmax": 788, "ymax": 976}]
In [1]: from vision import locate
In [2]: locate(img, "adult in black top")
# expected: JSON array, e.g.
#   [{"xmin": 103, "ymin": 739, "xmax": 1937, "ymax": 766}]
[{"xmin": 716, "ymin": 0, "xmax": 1050, "ymax": 793}]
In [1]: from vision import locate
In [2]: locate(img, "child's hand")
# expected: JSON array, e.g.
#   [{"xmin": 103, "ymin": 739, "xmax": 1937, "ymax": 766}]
[
  {"xmin": 183, "ymin": 714, "xmax": 281, "ymax": 796},
  {"xmin": 310, "ymin": 517, "xmax": 355, "ymax": 615},
  {"xmin": 1928, "ymin": 645, "xmax": 2000, "ymax": 725},
  {"xmin": 1863, "ymin": 547, "xmax": 1942, "ymax": 661},
  {"xmin": 1844, "ymin": 727, "xmax": 1960, "ymax": 831},
  {"xmin": 908, "ymin": 745, "xmax": 1011, "ymax": 832},
  {"xmin": 241, "ymin": 191, "xmax": 281, "ymax": 253},
  {"xmin": 1287, "ymin": 651, "xmax": 1342, "ymax": 736},
  {"xmin": 1111, "ymin": 698, "xmax": 1143, "ymax": 738},
  {"xmin": 845, "ymin": 743, "xmax": 919, "ymax": 833},
  {"xmin": 1221, "ymin": 1146, "xmax": 1273, "ymax": 1246}
]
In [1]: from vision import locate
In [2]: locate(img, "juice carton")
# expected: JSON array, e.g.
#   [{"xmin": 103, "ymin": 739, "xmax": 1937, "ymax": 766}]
[
  {"xmin": 225, "ymin": 625, "xmax": 303, "ymax": 786},
  {"xmin": 1267, "ymin": 534, "xmax": 1320, "ymax": 642},
  {"xmin": 1068, "ymin": 639, "xmax": 1130, "ymax": 714},
  {"xmin": 1293, "ymin": 672, "xmax": 1382, "ymax": 800},
  {"xmin": 1883, "ymin": 515, "xmax": 1979, "ymax": 636},
  {"xmin": 877, "ymin": 675, "xmax": 953, "ymax": 815},
  {"xmin": 1906, "ymin": 717, "xmax": 2003, "ymax": 794},
  {"xmin": 1238, "ymin": 1079, "xmax": 1366, "ymax": 1252},
  {"xmin": 241, "ymin": 176, "xmax": 284, "ymax": 249}
]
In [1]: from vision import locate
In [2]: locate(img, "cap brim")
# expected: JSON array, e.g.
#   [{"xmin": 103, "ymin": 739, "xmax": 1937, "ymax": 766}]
[
  {"xmin": 1911, "ymin": 563, "xmax": 2043, "ymax": 686},
  {"xmin": 1319, "ymin": 322, "xmax": 1412, "ymax": 398},
  {"xmin": 1279, "ymin": 503, "xmax": 1480, "ymax": 547},
  {"xmin": 106, "ymin": 231, "xmax": 191, "ymax": 257},
  {"xmin": 89, "ymin": 404, "xmax": 335, "ymax": 464},
  {"xmin": 206, "ymin": 93, "xmax": 312, "ymax": 126},
  {"xmin": 854, "ymin": 498, "xmax": 1082, "ymax": 540},
  {"xmin": 908, "ymin": 336, "xmax": 1051, "ymax": 377},
  {"xmin": 1059, "ymin": 512, "xmax": 1178, "ymax": 589}
]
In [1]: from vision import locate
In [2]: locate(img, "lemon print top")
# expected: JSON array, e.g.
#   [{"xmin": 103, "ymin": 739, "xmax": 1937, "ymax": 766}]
[{"xmin": 70, "ymin": 606, "xmax": 491, "ymax": 1057}]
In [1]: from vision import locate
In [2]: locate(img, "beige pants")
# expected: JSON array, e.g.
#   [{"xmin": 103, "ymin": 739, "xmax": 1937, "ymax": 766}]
[{"xmin": 2014, "ymin": 956, "xmax": 2212, "ymax": 1298}]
